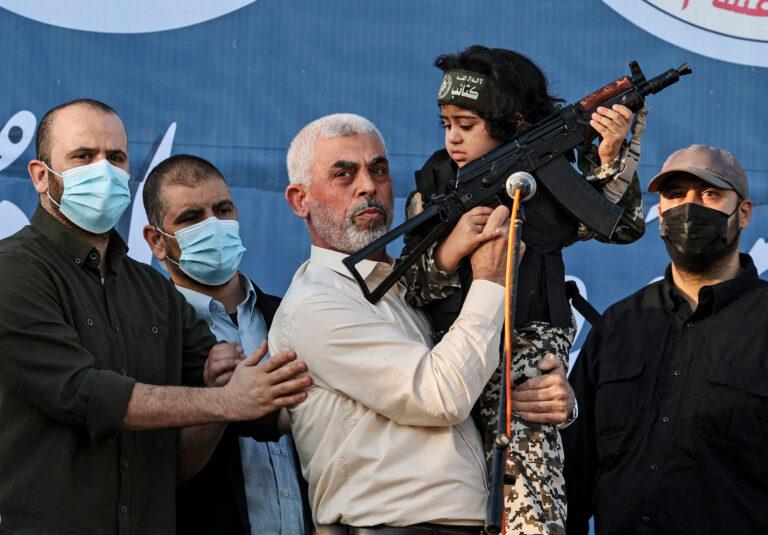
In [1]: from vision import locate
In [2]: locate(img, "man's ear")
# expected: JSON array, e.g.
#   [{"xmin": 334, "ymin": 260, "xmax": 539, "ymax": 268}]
[
  {"xmin": 285, "ymin": 184, "xmax": 310, "ymax": 219},
  {"xmin": 143, "ymin": 225, "xmax": 167, "ymax": 261},
  {"xmin": 29, "ymin": 160, "xmax": 50, "ymax": 194},
  {"xmin": 737, "ymin": 198, "xmax": 753, "ymax": 230}
]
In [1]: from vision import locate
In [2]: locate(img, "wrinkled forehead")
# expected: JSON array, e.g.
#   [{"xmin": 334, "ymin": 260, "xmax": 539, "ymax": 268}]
[
  {"xmin": 313, "ymin": 134, "xmax": 387, "ymax": 168},
  {"xmin": 161, "ymin": 174, "xmax": 231, "ymax": 207},
  {"xmin": 50, "ymin": 104, "xmax": 128, "ymax": 153}
]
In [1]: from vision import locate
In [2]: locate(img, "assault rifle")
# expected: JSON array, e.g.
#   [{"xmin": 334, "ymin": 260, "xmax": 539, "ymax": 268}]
[{"xmin": 343, "ymin": 61, "xmax": 691, "ymax": 303}]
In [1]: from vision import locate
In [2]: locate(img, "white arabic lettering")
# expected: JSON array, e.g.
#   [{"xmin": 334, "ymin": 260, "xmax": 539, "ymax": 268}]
[{"xmin": 449, "ymin": 83, "xmax": 480, "ymax": 100}]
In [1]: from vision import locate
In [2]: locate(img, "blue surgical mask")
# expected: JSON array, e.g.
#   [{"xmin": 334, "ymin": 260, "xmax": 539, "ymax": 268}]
[
  {"xmin": 157, "ymin": 216, "xmax": 246, "ymax": 286},
  {"xmin": 44, "ymin": 159, "xmax": 131, "ymax": 234}
]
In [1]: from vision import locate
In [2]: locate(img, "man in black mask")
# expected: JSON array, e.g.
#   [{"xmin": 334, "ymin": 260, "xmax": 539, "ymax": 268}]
[
  {"xmin": 652, "ymin": 144, "xmax": 749, "ymax": 275},
  {"xmin": 562, "ymin": 145, "xmax": 768, "ymax": 535}
]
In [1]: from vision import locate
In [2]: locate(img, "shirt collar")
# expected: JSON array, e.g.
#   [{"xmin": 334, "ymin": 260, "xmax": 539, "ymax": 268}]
[
  {"xmin": 309, "ymin": 245, "xmax": 390, "ymax": 281},
  {"xmin": 30, "ymin": 204, "xmax": 127, "ymax": 271},
  {"xmin": 174, "ymin": 272, "xmax": 256, "ymax": 321},
  {"xmin": 662, "ymin": 253, "xmax": 759, "ymax": 318}
]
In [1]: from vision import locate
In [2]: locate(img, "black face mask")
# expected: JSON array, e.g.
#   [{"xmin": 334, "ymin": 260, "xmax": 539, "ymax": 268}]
[{"xmin": 660, "ymin": 202, "xmax": 740, "ymax": 273}]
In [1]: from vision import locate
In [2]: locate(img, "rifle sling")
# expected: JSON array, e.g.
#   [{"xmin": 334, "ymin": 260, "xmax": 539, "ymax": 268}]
[{"xmin": 565, "ymin": 280, "xmax": 605, "ymax": 334}]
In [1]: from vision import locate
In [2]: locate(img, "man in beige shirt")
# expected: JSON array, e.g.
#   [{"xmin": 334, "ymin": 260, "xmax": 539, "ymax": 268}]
[{"xmin": 269, "ymin": 113, "xmax": 566, "ymax": 533}]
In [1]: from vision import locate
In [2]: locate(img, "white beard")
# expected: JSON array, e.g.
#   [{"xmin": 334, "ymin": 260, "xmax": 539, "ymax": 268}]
[{"xmin": 309, "ymin": 199, "xmax": 392, "ymax": 254}]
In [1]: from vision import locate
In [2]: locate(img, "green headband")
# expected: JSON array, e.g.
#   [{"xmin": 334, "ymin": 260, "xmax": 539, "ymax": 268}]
[{"xmin": 437, "ymin": 69, "xmax": 496, "ymax": 114}]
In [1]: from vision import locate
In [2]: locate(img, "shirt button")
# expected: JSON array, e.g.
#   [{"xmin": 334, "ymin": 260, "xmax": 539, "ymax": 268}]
[
  {"xmin": 120, "ymin": 505, "xmax": 128, "ymax": 514},
  {"xmin": 642, "ymin": 516, "xmax": 650, "ymax": 523},
  {"xmin": 673, "ymin": 370, "xmax": 681, "ymax": 376},
  {"xmin": 662, "ymin": 416, "xmax": 670, "ymax": 423},
  {"xmin": 283, "ymin": 489, "xmax": 290, "ymax": 497},
  {"xmin": 89, "ymin": 252, "xmax": 98, "ymax": 260},
  {"xmin": 86, "ymin": 318, "xmax": 94, "ymax": 326},
  {"xmin": 650, "ymin": 464, "xmax": 659, "ymax": 471},
  {"xmin": 114, "ymin": 327, "xmax": 120, "ymax": 333},
  {"xmin": 122, "ymin": 459, "xmax": 129, "ymax": 469},
  {"xmin": 75, "ymin": 258, "xmax": 82, "ymax": 264},
  {"xmin": 151, "ymin": 326, "xmax": 159, "ymax": 334},
  {"xmin": 121, "ymin": 369, "xmax": 127, "ymax": 376},
  {"xmin": 686, "ymin": 322, "xmax": 694, "ymax": 328}
]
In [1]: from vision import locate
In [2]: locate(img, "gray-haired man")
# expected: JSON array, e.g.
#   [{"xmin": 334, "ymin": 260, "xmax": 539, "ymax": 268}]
[{"xmin": 269, "ymin": 113, "xmax": 510, "ymax": 533}]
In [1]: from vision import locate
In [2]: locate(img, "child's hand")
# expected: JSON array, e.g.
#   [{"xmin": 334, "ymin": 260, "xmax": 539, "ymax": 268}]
[
  {"xmin": 469, "ymin": 205, "xmax": 511, "ymax": 286},
  {"xmin": 435, "ymin": 206, "xmax": 503, "ymax": 272},
  {"xmin": 591, "ymin": 104, "xmax": 633, "ymax": 165}
]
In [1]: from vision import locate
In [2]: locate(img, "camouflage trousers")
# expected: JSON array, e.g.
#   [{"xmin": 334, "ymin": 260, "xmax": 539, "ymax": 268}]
[{"xmin": 476, "ymin": 320, "xmax": 575, "ymax": 535}]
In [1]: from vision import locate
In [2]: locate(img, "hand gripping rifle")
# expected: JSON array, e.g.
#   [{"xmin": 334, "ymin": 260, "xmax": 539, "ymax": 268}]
[{"xmin": 342, "ymin": 61, "xmax": 691, "ymax": 304}]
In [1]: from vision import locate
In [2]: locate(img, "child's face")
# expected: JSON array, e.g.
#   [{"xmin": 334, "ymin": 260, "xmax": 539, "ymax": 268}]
[{"xmin": 440, "ymin": 104, "xmax": 503, "ymax": 168}]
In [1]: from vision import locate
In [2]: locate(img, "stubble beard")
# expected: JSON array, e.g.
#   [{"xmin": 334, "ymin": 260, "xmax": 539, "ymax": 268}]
[{"xmin": 310, "ymin": 198, "xmax": 393, "ymax": 254}]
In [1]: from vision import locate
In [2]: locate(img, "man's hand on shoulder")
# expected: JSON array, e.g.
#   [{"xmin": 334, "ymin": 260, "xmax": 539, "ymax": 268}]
[
  {"xmin": 509, "ymin": 353, "xmax": 575, "ymax": 425},
  {"xmin": 221, "ymin": 340, "xmax": 312, "ymax": 421}
]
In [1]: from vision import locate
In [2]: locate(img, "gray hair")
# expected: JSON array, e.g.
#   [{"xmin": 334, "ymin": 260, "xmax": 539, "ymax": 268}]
[{"xmin": 286, "ymin": 113, "xmax": 387, "ymax": 186}]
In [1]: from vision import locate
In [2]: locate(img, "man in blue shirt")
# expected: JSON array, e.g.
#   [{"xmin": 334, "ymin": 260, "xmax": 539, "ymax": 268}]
[{"xmin": 142, "ymin": 154, "xmax": 310, "ymax": 534}]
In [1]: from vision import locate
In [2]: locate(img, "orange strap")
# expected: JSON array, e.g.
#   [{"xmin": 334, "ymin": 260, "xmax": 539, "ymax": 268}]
[{"xmin": 501, "ymin": 190, "xmax": 521, "ymax": 534}]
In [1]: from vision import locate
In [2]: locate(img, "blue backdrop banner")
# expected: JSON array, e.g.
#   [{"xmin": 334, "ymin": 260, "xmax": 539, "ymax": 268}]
[{"xmin": 1, "ymin": 0, "xmax": 767, "ymax": 361}]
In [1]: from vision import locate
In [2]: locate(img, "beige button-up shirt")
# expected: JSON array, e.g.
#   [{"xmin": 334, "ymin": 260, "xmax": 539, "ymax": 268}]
[{"xmin": 269, "ymin": 246, "xmax": 505, "ymax": 527}]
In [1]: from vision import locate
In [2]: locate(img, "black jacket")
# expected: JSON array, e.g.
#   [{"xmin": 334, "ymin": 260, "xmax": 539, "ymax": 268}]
[{"xmin": 563, "ymin": 254, "xmax": 768, "ymax": 534}]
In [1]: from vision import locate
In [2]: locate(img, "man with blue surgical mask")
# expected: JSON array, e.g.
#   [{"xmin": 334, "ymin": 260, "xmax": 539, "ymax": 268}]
[
  {"xmin": 0, "ymin": 99, "xmax": 311, "ymax": 534},
  {"xmin": 41, "ymin": 157, "xmax": 132, "ymax": 234},
  {"xmin": 142, "ymin": 154, "xmax": 311, "ymax": 535}
]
